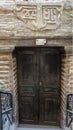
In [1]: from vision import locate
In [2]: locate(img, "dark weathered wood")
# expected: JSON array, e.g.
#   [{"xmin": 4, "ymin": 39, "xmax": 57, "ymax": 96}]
[
  {"xmin": 39, "ymin": 48, "xmax": 60, "ymax": 125},
  {"xmin": 16, "ymin": 47, "xmax": 60, "ymax": 125}
]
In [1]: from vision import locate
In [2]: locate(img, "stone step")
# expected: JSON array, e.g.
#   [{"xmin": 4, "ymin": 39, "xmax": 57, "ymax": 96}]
[
  {"xmin": 17, "ymin": 128, "xmax": 62, "ymax": 130},
  {"xmin": 17, "ymin": 127, "xmax": 70, "ymax": 130},
  {"xmin": 16, "ymin": 125, "xmax": 62, "ymax": 130},
  {"xmin": 9, "ymin": 124, "xmax": 70, "ymax": 130}
]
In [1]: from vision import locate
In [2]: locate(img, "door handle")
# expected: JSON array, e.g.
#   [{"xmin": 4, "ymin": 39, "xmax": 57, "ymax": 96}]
[{"xmin": 39, "ymin": 81, "xmax": 42, "ymax": 86}]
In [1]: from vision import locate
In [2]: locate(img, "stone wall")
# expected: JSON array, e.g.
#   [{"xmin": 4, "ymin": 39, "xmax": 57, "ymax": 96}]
[
  {"xmin": 66, "ymin": 54, "xmax": 73, "ymax": 94},
  {"xmin": 61, "ymin": 53, "xmax": 69, "ymax": 128},
  {"xmin": 61, "ymin": 47, "xmax": 73, "ymax": 129},
  {"xmin": 0, "ymin": 52, "xmax": 12, "ymax": 91},
  {"xmin": 0, "ymin": 51, "xmax": 18, "ymax": 125}
]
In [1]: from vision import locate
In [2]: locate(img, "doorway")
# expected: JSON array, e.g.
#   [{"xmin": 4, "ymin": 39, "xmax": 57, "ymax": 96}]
[{"xmin": 16, "ymin": 47, "xmax": 61, "ymax": 126}]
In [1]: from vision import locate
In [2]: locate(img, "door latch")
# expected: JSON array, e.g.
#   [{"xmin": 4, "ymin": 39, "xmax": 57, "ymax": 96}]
[{"xmin": 39, "ymin": 81, "xmax": 42, "ymax": 86}]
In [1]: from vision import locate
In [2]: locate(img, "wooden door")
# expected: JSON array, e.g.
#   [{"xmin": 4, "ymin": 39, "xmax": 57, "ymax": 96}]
[{"xmin": 16, "ymin": 47, "xmax": 60, "ymax": 125}]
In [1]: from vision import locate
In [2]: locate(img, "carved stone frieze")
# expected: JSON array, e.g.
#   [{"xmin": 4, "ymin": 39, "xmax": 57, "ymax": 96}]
[{"xmin": 14, "ymin": 2, "xmax": 64, "ymax": 31}]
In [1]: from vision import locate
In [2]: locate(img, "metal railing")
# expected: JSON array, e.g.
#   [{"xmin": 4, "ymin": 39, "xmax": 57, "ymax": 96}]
[
  {"xmin": 66, "ymin": 94, "xmax": 73, "ymax": 130},
  {"xmin": 0, "ymin": 91, "xmax": 13, "ymax": 130}
]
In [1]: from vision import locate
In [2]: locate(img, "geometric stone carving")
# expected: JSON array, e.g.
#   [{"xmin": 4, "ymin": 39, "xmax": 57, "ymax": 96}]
[{"xmin": 14, "ymin": 2, "xmax": 64, "ymax": 31}]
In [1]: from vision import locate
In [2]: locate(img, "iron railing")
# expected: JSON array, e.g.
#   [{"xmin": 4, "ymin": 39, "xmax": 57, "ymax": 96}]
[
  {"xmin": 0, "ymin": 91, "xmax": 13, "ymax": 130},
  {"xmin": 66, "ymin": 94, "xmax": 73, "ymax": 130}
]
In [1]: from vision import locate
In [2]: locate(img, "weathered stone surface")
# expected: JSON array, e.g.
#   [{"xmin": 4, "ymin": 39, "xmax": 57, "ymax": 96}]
[
  {"xmin": 0, "ymin": 0, "xmax": 72, "ymax": 39},
  {"xmin": 61, "ymin": 51, "xmax": 73, "ymax": 129},
  {"xmin": 0, "ymin": 38, "xmax": 72, "ymax": 50},
  {"xmin": 0, "ymin": 53, "xmax": 12, "ymax": 91}
]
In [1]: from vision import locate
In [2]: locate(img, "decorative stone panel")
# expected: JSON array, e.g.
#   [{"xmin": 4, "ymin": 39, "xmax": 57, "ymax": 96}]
[
  {"xmin": 8, "ymin": 52, "xmax": 18, "ymax": 126},
  {"xmin": 11, "ymin": 54, "xmax": 18, "ymax": 126},
  {"xmin": 0, "ymin": 0, "xmax": 72, "ymax": 38},
  {"xmin": 14, "ymin": 3, "xmax": 63, "ymax": 31}
]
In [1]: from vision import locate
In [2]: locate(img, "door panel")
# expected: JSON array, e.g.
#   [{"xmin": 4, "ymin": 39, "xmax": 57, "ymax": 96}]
[
  {"xmin": 39, "ymin": 49, "xmax": 59, "ymax": 88},
  {"xmin": 18, "ymin": 52, "xmax": 36, "ymax": 86},
  {"xmin": 39, "ymin": 97, "xmax": 58, "ymax": 121},
  {"xmin": 16, "ymin": 47, "xmax": 60, "ymax": 125}
]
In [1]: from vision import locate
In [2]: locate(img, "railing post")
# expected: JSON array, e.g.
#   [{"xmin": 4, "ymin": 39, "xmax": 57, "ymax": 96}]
[
  {"xmin": 0, "ymin": 94, "xmax": 2, "ymax": 130},
  {"xmin": 10, "ymin": 94, "xmax": 12, "ymax": 108},
  {"xmin": 0, "ymin": 91, "xmax": 13, "ymax": 130},
  {"xmin": 66, "ymin": 94, "xmax": 73, "ymax": 127},
  {"xmin": 10, "ymin": 94, "xmax": 13, "ymax": 122},
  {"xmin": 66, "ymin": 111, "xmax": 68, "ymax": 127}
]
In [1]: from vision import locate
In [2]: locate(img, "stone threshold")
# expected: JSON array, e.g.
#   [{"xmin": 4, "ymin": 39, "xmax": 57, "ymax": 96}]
[
  {"xmin": 6, "ymin": 123, "xmax": 70, "ymax": 130},
  {"xmin": 17, "ymin": 124, "xmax": 62, "ymax": 130}
]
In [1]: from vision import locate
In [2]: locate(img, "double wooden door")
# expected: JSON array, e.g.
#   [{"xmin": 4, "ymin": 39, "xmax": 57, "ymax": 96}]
[{"xmin": 17, "ymin": 47, "xmax": 60, "ymax": 125}]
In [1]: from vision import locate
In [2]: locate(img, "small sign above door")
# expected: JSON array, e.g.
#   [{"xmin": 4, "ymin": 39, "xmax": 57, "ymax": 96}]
[{"xmin": 36, "ymin": 39, "xmax": 46, "ymax": 45}]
